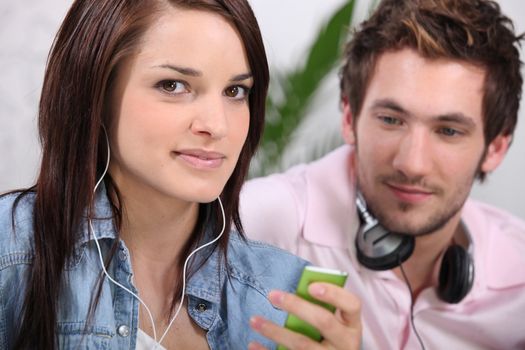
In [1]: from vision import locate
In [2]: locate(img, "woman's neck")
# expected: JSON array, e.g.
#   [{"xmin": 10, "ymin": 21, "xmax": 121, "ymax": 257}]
[
  {"xmin": 115, "ymin": 185, "xmax": 201, "ymax": 326},
  {"xmin": 120, "ymin": 195, "xmax": 199, "ymax": 267},
  {"xmin": 108, "ymin": 171, "xmax": 200, "ymax": 269}
]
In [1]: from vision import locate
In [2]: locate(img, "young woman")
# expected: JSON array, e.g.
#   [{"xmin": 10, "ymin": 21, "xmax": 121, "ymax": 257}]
[{"xmin": 0, "ymin": 0, "xmax": 361, "ymax": 349}]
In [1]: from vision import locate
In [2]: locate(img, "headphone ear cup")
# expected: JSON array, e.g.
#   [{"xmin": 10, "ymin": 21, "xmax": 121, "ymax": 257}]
[
  {"xmin": 437, "ymin": 245, "xmax": 474, "ymax": 304},
  {"xmin": 355, "ymin": 226, "xmax": 415, "ymax": 271},
  {"xmin": 354, "ymin": 192, "xmax": 415, "ymax": 271}
]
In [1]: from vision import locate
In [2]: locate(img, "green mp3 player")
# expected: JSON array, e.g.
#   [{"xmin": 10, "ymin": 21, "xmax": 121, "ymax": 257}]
[{"xmin": 277, "ymin": 266, "xmax": 348, "ymax": 350}]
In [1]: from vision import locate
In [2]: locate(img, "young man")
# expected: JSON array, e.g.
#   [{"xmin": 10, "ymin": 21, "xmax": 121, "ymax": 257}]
[{"xmin": 241, "ymin": 0, "xmax": 525, "ymax": 348}]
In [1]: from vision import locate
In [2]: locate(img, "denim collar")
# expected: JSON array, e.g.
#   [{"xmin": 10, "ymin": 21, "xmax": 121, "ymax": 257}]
[
  {"xmin": 77, "ymin": 183, "xmax": 118, "ymax": 247},
  {"xmin": 78, "ymin": 183, "xmax": 224, "ymax": 306}
]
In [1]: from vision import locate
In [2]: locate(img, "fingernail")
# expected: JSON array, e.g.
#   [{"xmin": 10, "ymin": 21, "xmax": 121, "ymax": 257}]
[
  {"xmin": 309, "ymin": 283, "xmax": 326, "ymax": 296},
  {"xmin": 268, "ymin": 290, "xmax": 285, "ymax": 305},
  {"xmin": 248, "ymin": 342, "xmax": 262, "ymax": 350},
  {"xmin": 250, "ymin": 316, "xmax": 265, "ymax": 331}
]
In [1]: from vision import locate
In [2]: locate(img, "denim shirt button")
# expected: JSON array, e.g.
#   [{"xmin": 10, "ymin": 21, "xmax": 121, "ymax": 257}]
[
  {"xmin": 117, "ymin": 325, "xmax": 130, "ymax": 337},
  {"xmin": 118, "ymin": 250, "xmax": 127, "ymax": 261},
  {"xmin": 196, "ymin": 303, "xmax": 208, "ymax": 312}
]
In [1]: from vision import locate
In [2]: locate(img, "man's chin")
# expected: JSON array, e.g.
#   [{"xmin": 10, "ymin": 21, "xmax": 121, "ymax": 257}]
[{"xmin": 379, "ymin": 213, "xmax": 451, "ymax": 237}]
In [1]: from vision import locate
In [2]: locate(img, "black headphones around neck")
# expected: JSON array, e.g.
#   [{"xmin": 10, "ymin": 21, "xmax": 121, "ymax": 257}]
[{"xmin": 354, "ymin": 192, "xmax": 474, "ymax": 304}]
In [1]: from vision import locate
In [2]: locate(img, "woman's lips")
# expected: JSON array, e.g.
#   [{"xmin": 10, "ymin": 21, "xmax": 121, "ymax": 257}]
[
  {"xmin": 387, "ymin": 183, "xmax": 433, "ymax": 203},
  {"xmin": 174, "ymin": 149, "xmax": 225, "ymax": 169}
]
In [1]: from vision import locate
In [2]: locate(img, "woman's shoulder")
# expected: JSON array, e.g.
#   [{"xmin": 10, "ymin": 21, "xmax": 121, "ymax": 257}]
[
  {"xmin": 0, "ymin": 191, "xmax": 35, "ymax": 260},
  {"xmin": 227, "ymin": 231, "xmax": 308, "ymax": 294},
  {"xmin": 0, "ymin": 190, "xmax": 35, "ymax": 221}
]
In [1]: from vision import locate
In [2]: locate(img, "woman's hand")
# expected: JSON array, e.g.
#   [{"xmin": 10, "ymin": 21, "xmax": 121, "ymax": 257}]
[{"xmin": 248, "ymin": 282, "xmax": 362, "ymax": 350}]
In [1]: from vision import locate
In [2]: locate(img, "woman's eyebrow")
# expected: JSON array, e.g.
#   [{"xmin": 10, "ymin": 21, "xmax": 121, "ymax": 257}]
[{"xmin": 152, "ymin": 64, "xmax": 202, "ymax": 77}]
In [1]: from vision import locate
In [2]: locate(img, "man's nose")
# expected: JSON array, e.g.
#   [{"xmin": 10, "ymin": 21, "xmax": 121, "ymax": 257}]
[{"xmin": 392, "ymin": 128, "xmax": 433, "ymax": 178}]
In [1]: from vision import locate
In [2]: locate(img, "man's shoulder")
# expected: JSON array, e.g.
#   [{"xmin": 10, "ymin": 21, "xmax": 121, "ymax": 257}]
[
  {"xmin": 243, "ymin": 145, "xmax": 353, "ymax": 198},
  {"xmin": 464, "ymin": 199, "xmax": 525, "ymax": 289},
  {"xmin": 240, "ymin": 165, "xmax": 308, "ymax": 247},
  {"xmin": 464, "ymin": 199, "xmax": 525, "ymax": 234},
  {"xmin": 241, "ymin": 145, "xmax": 355, "ymax": 247}
]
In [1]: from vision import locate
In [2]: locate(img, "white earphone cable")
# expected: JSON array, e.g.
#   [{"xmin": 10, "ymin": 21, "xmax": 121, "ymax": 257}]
[
  {"xmin": 157, "ymin": 196, "xmax": 225, "ymax": 346},
  {"xmin": 90, "ymin": 130, "xmax": 158, "ymax": 342},
  {"xmin": 91, "ymin": 128, "xmax": 225, "ymax": 348}
]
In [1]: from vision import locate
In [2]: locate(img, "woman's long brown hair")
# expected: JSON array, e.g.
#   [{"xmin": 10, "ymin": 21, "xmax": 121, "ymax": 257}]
[{"xmin": 11, "ymin": 0, "xmax": 268, "ymax": 348}]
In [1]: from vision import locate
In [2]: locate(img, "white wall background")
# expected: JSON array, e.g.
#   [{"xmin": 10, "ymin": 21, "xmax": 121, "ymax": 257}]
[{"xmin": 0, "ymin": 0, "xmax": 523, "ymax": 220}]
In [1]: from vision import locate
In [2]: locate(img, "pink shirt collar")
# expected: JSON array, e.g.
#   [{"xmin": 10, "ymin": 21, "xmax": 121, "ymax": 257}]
[{"xmin": 302, "ymin": 145, "xmax": 359, "ymax": 249}]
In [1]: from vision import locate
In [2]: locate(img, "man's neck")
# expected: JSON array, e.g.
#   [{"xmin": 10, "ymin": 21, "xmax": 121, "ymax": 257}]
[{"xmin": 392, "ymin": 211, "xmax": 463, "ymax": 298}]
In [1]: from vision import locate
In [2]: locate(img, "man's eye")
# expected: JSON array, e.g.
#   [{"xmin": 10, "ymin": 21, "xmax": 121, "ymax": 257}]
[
  {"xmin": 224, "ymin": 85, "xmax": 250, "ymax": 100},
  {"xmin": 439, "ymin": 127, "xmax": 461, "ymax": 137},
  {"xmin": 380, "ymin": 116, "xmax": 402, "ymax": 125},
  {"xmin": 157, "ymin": 80, "xmax": 188, "ymax": 94}
]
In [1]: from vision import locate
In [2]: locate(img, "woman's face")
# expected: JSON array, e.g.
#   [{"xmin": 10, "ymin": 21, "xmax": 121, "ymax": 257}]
[{"xmin": 108, "ymin": 7, "xmax": 252, "ymax": 204}]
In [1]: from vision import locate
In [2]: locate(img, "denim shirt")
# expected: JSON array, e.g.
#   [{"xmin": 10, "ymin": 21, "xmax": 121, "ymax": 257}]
[{"xmin": 0, "ymin": 190, "xmax": 308, "ymax": 349}]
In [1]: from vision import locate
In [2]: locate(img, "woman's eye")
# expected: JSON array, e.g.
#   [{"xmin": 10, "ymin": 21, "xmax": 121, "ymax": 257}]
[
  {"xmin": 158, "ymin": 80, "xmax": 188, "ymax": 94},
  {"xmin": 224, "ymin": 85, "xmax": 250, "ymax": 100}
]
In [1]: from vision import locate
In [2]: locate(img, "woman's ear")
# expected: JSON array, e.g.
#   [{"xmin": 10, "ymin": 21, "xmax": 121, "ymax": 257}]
[
  {"xmin": 480, "ymin": 134, "xmax": 511, "ymax": 173},
  {"xmin": 341, "ymin": 98, "xmax": 356, "ymax": 145}
]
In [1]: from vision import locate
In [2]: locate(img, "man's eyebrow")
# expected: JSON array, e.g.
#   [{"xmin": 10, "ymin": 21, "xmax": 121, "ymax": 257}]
[
  {"xmin": 434, "ymin": 113, "xmax": 477, "ymax": 128},
  {"xmin": 371, "ymin": 99, "xmax": 408, "ymax": 114},
  {"xmin": 371, "ymin": 98, "xmax": 477, "ymax": 128},
  {"xmin": 152, "ymin": 64, "xmax": 202, "ymax": 77}
]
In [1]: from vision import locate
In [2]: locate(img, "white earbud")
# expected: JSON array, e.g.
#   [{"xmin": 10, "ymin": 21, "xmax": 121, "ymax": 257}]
[{"xmin": 90, "ymin": 127, "xmax": 225, "ymax": 348}]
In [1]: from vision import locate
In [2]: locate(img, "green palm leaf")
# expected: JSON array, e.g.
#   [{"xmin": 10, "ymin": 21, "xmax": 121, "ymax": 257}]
[{"xmin": 251, "ymin": 0, "xmax": 357, "ymax": 177}]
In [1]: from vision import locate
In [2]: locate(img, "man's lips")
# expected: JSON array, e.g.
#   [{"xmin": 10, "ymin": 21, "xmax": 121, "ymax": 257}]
[
  {"xmin": 386, "ymin": 183, "xmax": 434, "ymax": 203},
  {"xmin": 173, "ymin": 149, "xmax": 226, "ymax": 169}
]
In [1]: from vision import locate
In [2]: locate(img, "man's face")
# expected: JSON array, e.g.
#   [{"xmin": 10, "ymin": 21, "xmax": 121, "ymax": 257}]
[{"xmin": 343, "ymin": 48, "xmax": 508, "ymax": 236}]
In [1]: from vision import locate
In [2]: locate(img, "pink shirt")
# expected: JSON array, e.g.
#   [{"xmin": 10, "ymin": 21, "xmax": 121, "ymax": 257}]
[{"xmin": 240, "ymin": 145, "xmax": 525, "ymax": 349}]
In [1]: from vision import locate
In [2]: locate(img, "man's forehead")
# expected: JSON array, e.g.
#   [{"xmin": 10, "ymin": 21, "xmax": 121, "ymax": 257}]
[{"xmin": 361, "ymin": 48, "xmax": 486, "ymax": 124}]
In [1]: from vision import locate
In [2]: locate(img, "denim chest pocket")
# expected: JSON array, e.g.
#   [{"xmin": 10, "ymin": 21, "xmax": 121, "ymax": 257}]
[{"xmin": 57, "ymin": 322, "xmax": 115, "ymax": 350}]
